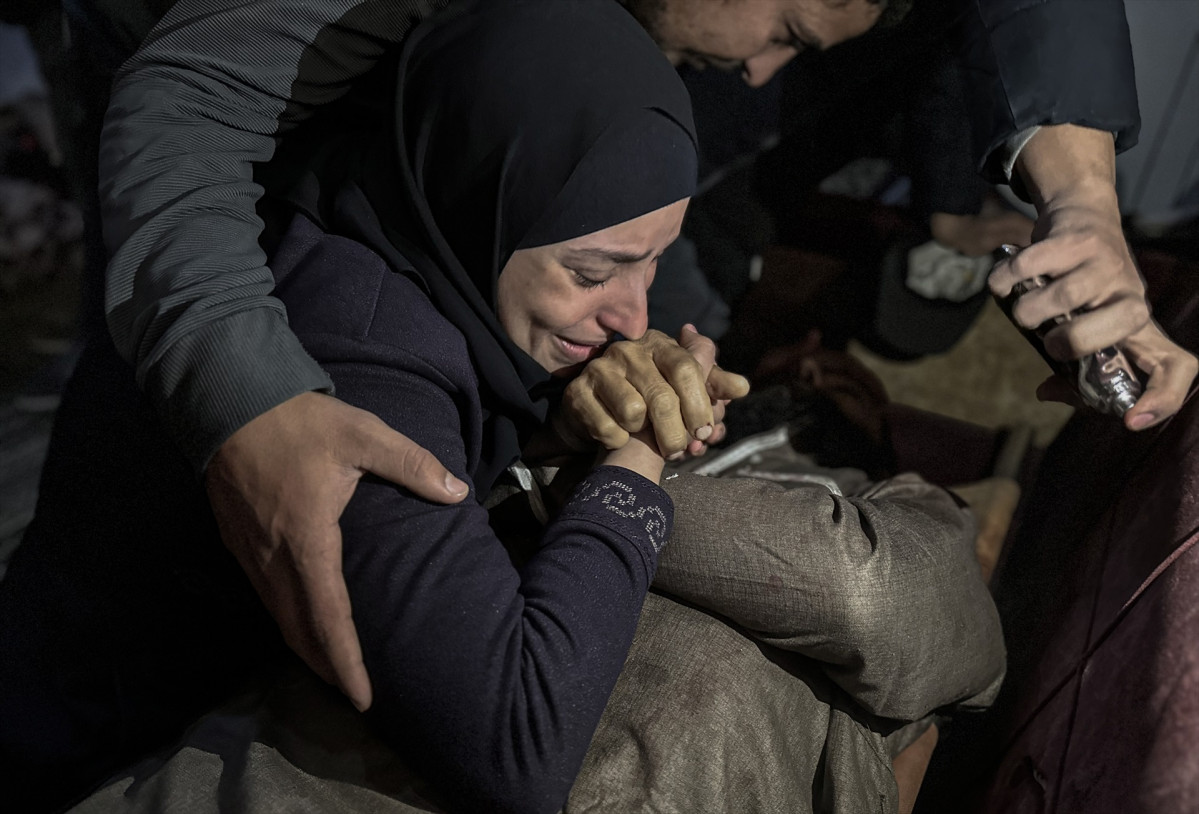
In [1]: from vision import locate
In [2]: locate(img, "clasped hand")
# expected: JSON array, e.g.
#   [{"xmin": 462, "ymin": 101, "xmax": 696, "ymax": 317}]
[{"xmin": 552, "ymin": 325, "xmax": 750, "ymax": 459}]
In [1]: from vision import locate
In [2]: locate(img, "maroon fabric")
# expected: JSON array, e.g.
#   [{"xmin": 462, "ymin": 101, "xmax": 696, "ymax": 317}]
[
  {"xmin": 1058, "ymin": 537, "xmax": 1199, "ymax": 813},
  {"xmin": 912, "ymin": 251, "xmax": 1199, "ymax": 813},
  {"xmin": 971, "ymin": 252, "xmax": 1199, "ymax": 813},
  {"xmin": 980, "ymin": 396, "xmax": 1199, "ymax": 813}
]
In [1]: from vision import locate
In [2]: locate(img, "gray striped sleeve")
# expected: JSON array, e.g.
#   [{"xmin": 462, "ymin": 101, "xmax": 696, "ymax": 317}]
[{"xmin": 99, "ymin": 0, "xmax": 446, "ymax": 470}]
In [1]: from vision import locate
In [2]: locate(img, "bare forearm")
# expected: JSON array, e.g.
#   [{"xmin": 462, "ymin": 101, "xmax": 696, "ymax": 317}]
[{"xmin": 1016, "ymin": 124, "xmax": 1118, "ymax": 213}]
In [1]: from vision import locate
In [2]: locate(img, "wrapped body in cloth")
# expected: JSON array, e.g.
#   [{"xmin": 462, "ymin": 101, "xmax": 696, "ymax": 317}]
[{"xmin": 73, "ymin": 426, "xmax": 1004, "ymax": 814}]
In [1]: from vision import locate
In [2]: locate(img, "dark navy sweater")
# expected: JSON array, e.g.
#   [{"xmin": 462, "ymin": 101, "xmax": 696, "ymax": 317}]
[
  {"xmin": 0, "ymin": 214, "xmax": 671, "ymax": 814},
  {"xmin": 264, "ymin": 214, "xmax": 674, "ymax": 813}
]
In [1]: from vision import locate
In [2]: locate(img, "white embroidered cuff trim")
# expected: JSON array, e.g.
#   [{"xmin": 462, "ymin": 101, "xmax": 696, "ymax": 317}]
[{"xmin": 577, "ymin": 480, "xmax": 669, "ymax": 553}]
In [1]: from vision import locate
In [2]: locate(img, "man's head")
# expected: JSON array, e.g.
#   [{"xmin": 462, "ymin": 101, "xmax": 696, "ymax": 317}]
[{"xmin": 626, "ymin": 0, "xmax": 907, "ymax": 87}]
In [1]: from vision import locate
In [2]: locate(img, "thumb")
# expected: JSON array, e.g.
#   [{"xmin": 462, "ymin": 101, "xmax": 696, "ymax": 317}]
[
  {"xmin": 354, "ymin": 418, "xmax": 469, "ymax": 503},
  {"xmin": 1120, "ymin": 323, "xmax": 1198, "ymax": 430}
]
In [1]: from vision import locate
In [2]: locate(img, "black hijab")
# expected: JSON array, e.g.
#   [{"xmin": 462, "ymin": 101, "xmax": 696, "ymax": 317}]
[{"xmin": 313, "ymin": 0, "xmax": 698, "ymax": 493}]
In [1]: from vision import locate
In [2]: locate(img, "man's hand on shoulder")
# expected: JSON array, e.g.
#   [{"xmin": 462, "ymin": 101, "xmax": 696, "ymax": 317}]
[
  {"xmin": 204, "ymin": 391, "xmax": 469, "ymax": 711},
  {"xmin": 988, "ymin": 124, "xmax": 1197, "ymax": 429}
]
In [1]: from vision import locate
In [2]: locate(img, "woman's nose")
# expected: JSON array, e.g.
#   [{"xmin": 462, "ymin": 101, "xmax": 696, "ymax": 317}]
[{"xmin": 598, "ymin": 273, "xmax": 650, "ymax": 340}]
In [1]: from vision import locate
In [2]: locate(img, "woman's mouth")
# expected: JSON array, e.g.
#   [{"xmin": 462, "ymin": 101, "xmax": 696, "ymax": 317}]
[{"xmin": 555, "ymin": 335, "xmax": 606, "ymax": 363}]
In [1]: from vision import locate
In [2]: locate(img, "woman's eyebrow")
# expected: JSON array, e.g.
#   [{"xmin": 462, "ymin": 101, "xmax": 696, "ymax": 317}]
[{"xmin": 564, "ymin": 247, "xmax": 653, "ymax": 265}]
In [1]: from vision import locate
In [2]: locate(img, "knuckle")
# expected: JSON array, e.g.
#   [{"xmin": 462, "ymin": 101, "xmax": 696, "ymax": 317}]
[
  {"xmin": 672, "ymin": 350, "xmax": 706, "ymax": 377},
  {"xmin": 682, "ymin": 332, "xmax": 716, "ymax": 357},
  {"xmin": 645, "ymin": 386, "xmax": 681, "ymax": 416},
  {"xmin": 574, "ymin": 405, "xmax": 606, "ymax": 433},
  {"xmin": 1052, "ymin": 274, "xmax": 1085, "ymax": 315},
  {"xmin": 1125, "ymin": 298, "xmax": 1151, "ymax": 329},
  {"xmin": 656, "ymin": 342, "xmax": 690, "ymax": 366},
  {"xmin": 399, "ymin": 444, "xmax": 441, "ymax": 481},
  {"xmin": 594, "ymin": 419, "xmax": 628, "ymax": 448},
  {"xmin": 562, "ymin": 378, "xmax": 586, "ymax": 404},
  {"xmin": 564, "ymin": 384, "xmax": 598, "ymax": 414},
  {"xmin": 657, "ymin": 426, "xmax": 690, "ymax": 453},
  {"xmin": 618, "ymin": 398, "xmax": 647, "ymax": 426},
  {"xmin": 1175, "ymin": 350, "xmax": 1199, "ymax": 380},
  {"xmin": 602, "ymin": 343, "xmax": 634, "ymax": 365},
  {"xmin": 582, "ymin": 357, "xmax": 615, "ymax": 381},
  {"xmin": 638, "ymin": 329, "xmax": 669, "ymax": 347},
  {"xmin": 1009, "ymin": 251, "xmax": 1032, "ymax": 279},
  {"xmin": 987, "ymin": 273, "xmax": 1008, "ymax": 297},
  {"xmin": 1009, "ymin": 296, "xmax": 1039, "ymax": 329}
]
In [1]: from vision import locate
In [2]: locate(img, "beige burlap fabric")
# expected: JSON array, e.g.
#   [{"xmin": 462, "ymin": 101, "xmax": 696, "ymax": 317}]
[{"xmin": 73, "ymin": 433, "xmax": 1003, "ymax": 814}]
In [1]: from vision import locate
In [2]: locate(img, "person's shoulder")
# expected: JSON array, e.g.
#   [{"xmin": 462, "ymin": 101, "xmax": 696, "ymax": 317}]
[
  {"xmin": 271, "ymin": 214, "xmax": 474, "ymax": 388},
  {"xmin": 368, "ymin": 261, "xmax": 474, "ymax": 381}
]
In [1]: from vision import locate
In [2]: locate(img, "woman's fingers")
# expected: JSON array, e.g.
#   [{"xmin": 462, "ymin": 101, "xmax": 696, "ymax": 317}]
[
  {"xmin": 623, "ymin": 353, "xmax": 691, "ymax": 455},
  {"xmin": 561, "ymin": 328, "xmax": 749, "ymax": 456},
  {"xmin": 657, "ymin": 326, "xmax": 717, "ymax": 434},
  {"xmin": 561, "ymin": 369, "xmax": 634, "ymax": 449},
  {"xmin": 600, "ymin": 331, "xmax": 705, "ymax": 454},
  {"xmin": 583, "ymin": 358, "xmax": 650, "ymax": 431}
]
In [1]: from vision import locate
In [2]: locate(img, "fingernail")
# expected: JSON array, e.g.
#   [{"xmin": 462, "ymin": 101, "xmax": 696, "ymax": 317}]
[
  {"xmin": 1129, "ymin": 412, "xmax": 1157, "ymax": 430},
  {"xmin": 668, "ymin": 451, "xmax": 686, "ymax": 462},
  {"xmin": 445, "ymin": 472, "xmax": 469, "ymax": 496},
  {"xmin": 694, "ymin": 424, "xmax": 713, "ymax": 441}
]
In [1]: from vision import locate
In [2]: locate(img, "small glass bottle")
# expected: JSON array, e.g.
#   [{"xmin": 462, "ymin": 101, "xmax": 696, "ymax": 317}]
[{"xmin": 991, "ymin": 244, "xmax": 1142, "ymax": 417}]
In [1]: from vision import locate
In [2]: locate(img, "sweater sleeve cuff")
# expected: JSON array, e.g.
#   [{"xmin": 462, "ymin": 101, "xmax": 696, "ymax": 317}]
[
  {"xmin": 557, "ymin": 465, "xmax": 673, "ymax": 561},
  {"xmin": 143, "ymin": 308, "xmax": 334, "ymax": 474}
]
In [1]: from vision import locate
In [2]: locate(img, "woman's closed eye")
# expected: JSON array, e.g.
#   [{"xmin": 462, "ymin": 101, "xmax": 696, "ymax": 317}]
[{"xmin": 569, "ymin": 268, "xmax": 610, "ymax": 289}]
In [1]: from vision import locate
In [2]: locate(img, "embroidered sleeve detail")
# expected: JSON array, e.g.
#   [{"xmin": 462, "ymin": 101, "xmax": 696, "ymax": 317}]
[{"xmin": 576, "ymin": 478, "xmax": 670, "ymax": 553}]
